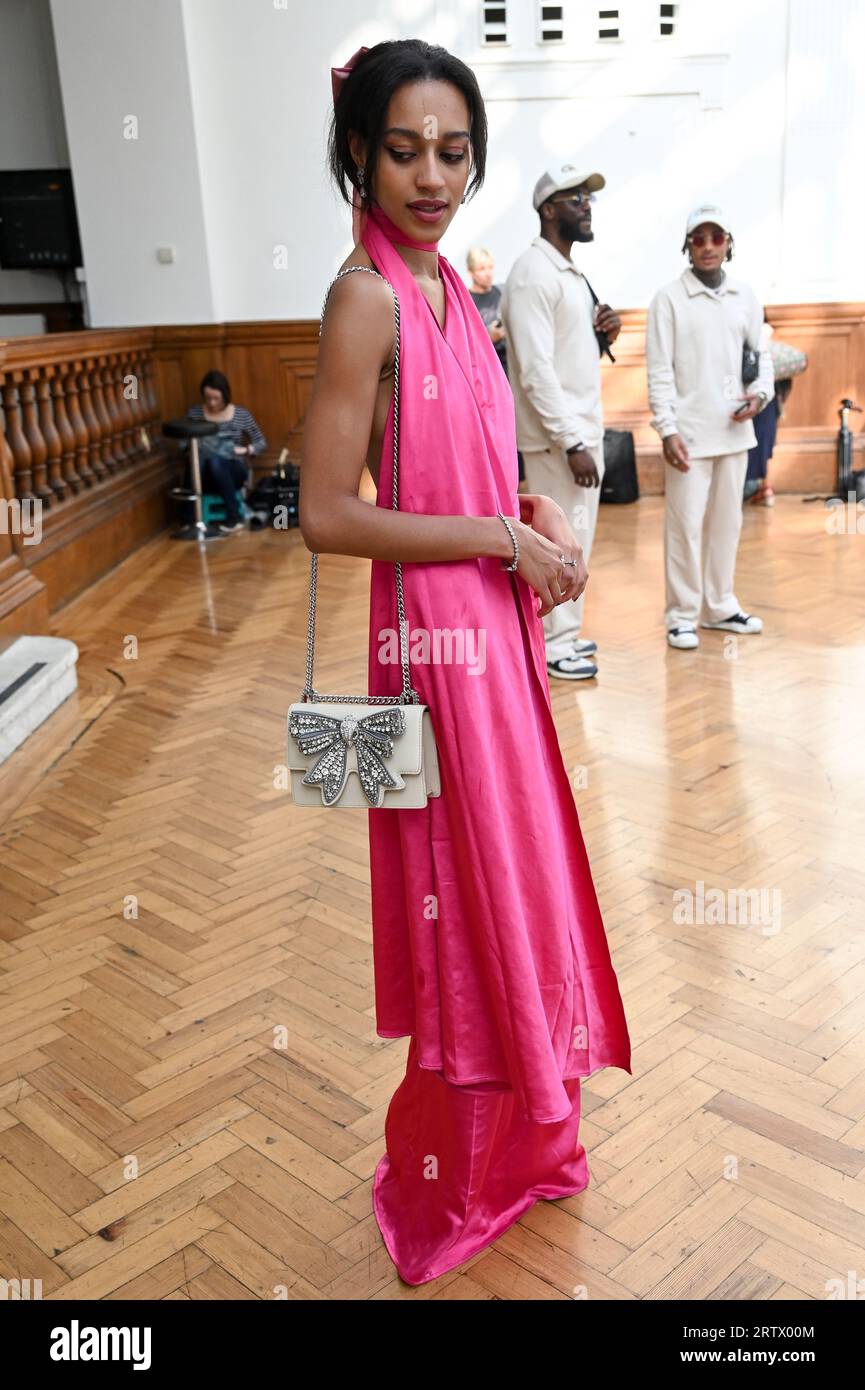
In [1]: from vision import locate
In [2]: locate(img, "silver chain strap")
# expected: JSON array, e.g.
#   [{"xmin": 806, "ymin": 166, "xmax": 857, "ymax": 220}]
[{"xmin": 301, "ymin": 266, "xmax": 419, "ymax": 705}]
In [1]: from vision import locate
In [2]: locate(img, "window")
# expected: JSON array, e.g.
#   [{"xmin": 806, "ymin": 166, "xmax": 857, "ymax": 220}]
[
  {"xmin": 539, "ymin": 3, "xmax": 564, "ymax": 43},
  {"xmin": 659, "ymin": 2, "xmax": 677, "ymax": 37},
  {"xmin": 481, "ymin": 1, "xmax": 508, "ymax": 44},
  {"xmin": 597, "ymin": 8, "xmax": 620, "ymax": 40},
  {"xmin": 596, "ymin": 3, "xmax": 679, "ymax": 43}
]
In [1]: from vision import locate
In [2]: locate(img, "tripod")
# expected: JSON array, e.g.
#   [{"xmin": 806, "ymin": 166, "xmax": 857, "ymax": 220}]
[{"xmin": 803, "ymin": 397, "xmax": 863, "ymax": 505}]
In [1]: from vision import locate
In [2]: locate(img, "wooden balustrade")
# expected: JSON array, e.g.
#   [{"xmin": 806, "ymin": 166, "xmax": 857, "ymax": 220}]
[
  {"xmin": 0, "ymin": 328, "xmax": 174, "ymax": 632},
  {"xmin": 0, "ymin": 330, "xmax": 161, "ymax": 510}
]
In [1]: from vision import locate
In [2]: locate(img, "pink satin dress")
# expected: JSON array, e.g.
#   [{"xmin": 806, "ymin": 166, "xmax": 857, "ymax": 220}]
[{"xmin": 357, "ymin": 202, "xmax": 632, "ymax": 1285}]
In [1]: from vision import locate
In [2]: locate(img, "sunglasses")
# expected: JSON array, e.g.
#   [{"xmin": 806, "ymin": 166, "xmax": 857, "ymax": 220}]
[
  {"xmin": 687, "ymin": 230, "xmax": 728, "ymax": 248},
  {"xmin": 550, "ymin": 191, "xmax": 597, "ymax": 207}
]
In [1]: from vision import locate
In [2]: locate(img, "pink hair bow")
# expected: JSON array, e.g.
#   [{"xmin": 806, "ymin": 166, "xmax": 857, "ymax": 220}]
[{"xmin": 331, "ymin": 45, "xmax": 370, "ymax": 243}]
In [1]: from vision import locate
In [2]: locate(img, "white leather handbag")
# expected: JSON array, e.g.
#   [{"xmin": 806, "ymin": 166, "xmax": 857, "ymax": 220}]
[{"xmin": 287, "ymin": 265, "xmax": 441, "ymax": 810}]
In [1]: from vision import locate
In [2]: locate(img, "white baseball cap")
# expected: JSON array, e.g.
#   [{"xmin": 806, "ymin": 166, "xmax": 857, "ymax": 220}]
[
  {"xmin": 684, "ymin": 204, "xmax": 732, "ymax": 238},
  {"xmin": 532, "ymin": 161, "xmax": 606, "ymax": 212}
]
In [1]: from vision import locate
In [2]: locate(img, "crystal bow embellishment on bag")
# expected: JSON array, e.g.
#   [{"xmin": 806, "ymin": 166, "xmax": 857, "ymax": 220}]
[{"xmin": 288, "ymin": 706, "xmax": 407, "ymax": 806}]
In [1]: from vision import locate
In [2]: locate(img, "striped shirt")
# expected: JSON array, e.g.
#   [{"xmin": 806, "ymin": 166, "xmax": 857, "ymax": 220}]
[{"xmin": 185, "ymin": 403, "xmax": 267, "ymax": 455}]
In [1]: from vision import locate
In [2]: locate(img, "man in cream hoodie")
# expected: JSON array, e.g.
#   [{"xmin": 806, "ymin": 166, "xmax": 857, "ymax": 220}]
[
  {"xmin": 646, "ymin": 205, "xmax": 774, "ymax": 649},
  {"xmin": 500, "ymin": 162, "xmax": 621, "ymax": 681}
]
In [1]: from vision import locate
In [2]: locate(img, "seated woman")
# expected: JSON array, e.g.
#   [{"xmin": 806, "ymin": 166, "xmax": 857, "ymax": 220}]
[{"xmin": 185, "ymin": 370, "xmax": 267, "ymax": 532}]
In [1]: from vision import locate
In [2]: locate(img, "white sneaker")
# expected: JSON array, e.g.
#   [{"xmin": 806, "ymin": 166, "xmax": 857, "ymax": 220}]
[
  {"xmin": 700, "ymin": 612, "xmax": 763, "ymax": 634},
  {"xmin": 667, "ymin": 627, "xmax": 699, "ymax": 649},
  {"xmin": 568, "ymin": 637, "xmax": 598, "ymax": 657},
  {"xmin": 547, "ymin": 654, "xmax": 598, "ymax": 680}
]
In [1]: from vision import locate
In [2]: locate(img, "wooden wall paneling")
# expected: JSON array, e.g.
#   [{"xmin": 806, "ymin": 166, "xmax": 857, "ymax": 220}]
[
  {"xmin": 761, "ymin": 303, "xmax": 865, "ymax": 428},
  {"xmin": 27, "ymin": 453, "xmax": 175, "ymax": 614},
  {"xmin": 222, "ymin": 321, "xmax": 320, "ymax": 458},
  {"xmin": 1, "ymin": 302, "xmax": 862, "ymax": 633},
  {"xmin": 152, "ymin": 322, "xmax": 321, "ymax": 461},
  {"xmin": 150, "ymin": 304, "xmax": 865, "ymax": 497},
  {"xmin": 598, "ymin": 302, "xmax": 865, "ymax": 494},
  {"xmin": 154, "ymin": 352, "xmax": 195, "ymax": 425},
  {"xmin": 276, "ymin": 345, "xmax": 317, "ymax": 457},
  {"xmin": 743, "ymin": 303, "xmax": 865, "ymax": 492},
  {"xmin": 152, "ymin": 324, "xmax": 227, "ymax": 424}
]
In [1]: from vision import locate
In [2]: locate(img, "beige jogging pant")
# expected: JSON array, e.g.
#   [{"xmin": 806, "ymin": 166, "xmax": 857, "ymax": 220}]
[
  {"xmin": 519, "ymin": 440, "xmax": 605, "ymax": 661},
  {"xmin": 663, "ymin": 450, "xmax": 749, "ymax": 629}
]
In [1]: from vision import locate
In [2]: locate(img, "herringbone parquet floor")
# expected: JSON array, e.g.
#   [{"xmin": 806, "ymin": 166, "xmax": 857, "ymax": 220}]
[{"xmin": 1, "ymin": 492, "xmax": 864, "ymax": 1301}]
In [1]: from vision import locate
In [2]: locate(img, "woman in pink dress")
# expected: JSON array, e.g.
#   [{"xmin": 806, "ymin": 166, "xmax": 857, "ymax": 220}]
[{"xmin": 300, "ymin": 39, "xmax": 632, "ymax": 1286}]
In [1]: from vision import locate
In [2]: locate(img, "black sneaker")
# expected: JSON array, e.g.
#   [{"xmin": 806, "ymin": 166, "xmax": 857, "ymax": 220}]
[
  {"xmin": 217, "ymin": 520, "xmax": 244, "ymax": 534},
  {"xmin": 547, "ymin": 654, "xmax": 598, "ymax": 680}
]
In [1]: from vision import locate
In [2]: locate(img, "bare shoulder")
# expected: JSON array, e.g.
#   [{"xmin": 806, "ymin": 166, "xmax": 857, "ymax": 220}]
[
  {"xmin": 319, "ymin": 246, "xmax": 394, "ymax": 376},
  {"xmin": 323, "ymin": 246, "xmax": 392, "ymax": 322}
]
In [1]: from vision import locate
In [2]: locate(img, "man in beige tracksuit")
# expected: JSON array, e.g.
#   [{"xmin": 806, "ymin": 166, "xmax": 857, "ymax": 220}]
[
  {"xmin": 500, "ymin": 161, "xmax": 621, "ymax": 681},
  {"xmin": 646, "ymin": 204, "xmax": 774, "ymax": 649}
]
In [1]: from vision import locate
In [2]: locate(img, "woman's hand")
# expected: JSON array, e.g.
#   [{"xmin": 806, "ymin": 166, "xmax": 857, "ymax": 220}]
[{"xmin": 511, "ymin": 510, "xmax": 588, "ymax": 618}]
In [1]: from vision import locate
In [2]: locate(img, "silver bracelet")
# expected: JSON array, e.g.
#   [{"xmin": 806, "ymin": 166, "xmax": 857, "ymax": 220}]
[{"xmin": 496, "ymin": 510, "xmax": 519, "ymax": 571}]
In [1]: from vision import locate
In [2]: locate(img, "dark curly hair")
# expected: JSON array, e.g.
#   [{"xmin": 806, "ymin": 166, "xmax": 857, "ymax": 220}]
[{"xmin": 326, "ymin": 39, "xmax": 488, "ymax": 215}]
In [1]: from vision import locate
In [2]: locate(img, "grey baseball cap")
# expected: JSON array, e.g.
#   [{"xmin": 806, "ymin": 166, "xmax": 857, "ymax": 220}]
[{"xmin": 532, "ymin": 160, "xmax": 606, "ymax": 211}]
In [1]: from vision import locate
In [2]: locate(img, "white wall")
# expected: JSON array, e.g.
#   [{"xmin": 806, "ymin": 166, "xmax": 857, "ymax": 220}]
[
  {"xmin": 48, "ymin": 0, "xmax": 216, "ymax": 325},
  {"xmin": 178, "ymin": 0, "xmax": 360, "ymax": 323},
  {"xmin": 779, "ymin": 0, "xmax": 865, "ymax": 301},
  {"xmin": 416, "ymin": 0, "xmax": 865, "ymax": 308},
  {"xmin": 0, "ymin": 0, "xmax": 71, "ymax": 309},
  {"xmin": 39, "ymin": 0, "xmax": 865, "ymax": 326},
  {"xmin": 447, "ymin": 0, "xmax": 790, "ymax": 307}
]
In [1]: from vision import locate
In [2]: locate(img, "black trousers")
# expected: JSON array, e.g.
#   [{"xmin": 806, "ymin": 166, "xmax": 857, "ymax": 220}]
[{"xmin": 185, "ymin": 453, "xmax": 248, "ymax": 523}]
